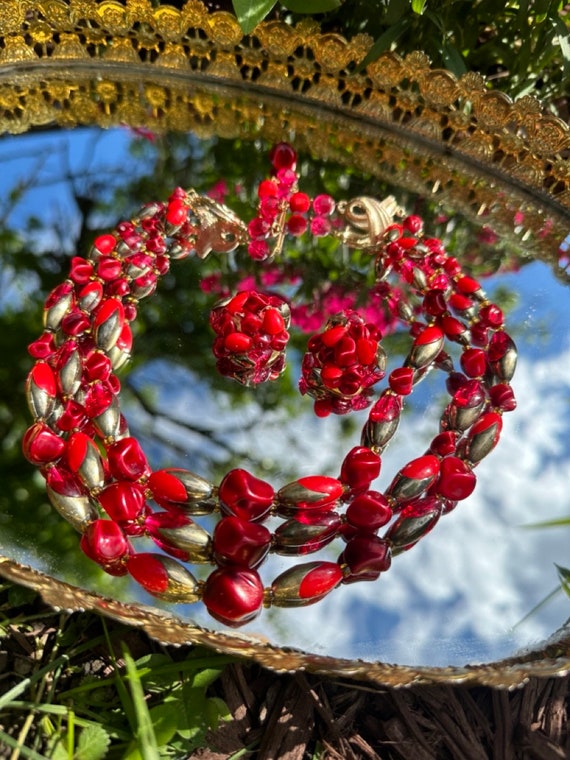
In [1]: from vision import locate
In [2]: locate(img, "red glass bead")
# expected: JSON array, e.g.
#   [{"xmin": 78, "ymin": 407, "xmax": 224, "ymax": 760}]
[
  {"xmin": 271, "ymin": 561, "xmax": 343, "ymax": 607},
  {"xmin": 436, "ymin": 456, "xmax": 476, "ymax": 500},
  {"xmin": 98, "ymin": 481, "xmax": 146, "ymax": 523},
  {"xmin": 80, "ymin": 519, "xmax": 129, "ymax": 575},
  {"xmin": 339, "ymin": 535, "xmax": 391, "ymax": 583},
  {"xmin": 423, "ymin": 290, "xmax": 447, "ymax": 317},
  {"xmin": 97, "ymin": 257, "xmax": 123, "ymax": 282},
  {"xmin": 403, "ymin": 215, "xmax": 423, "ymax": 234},
  {"xmin": 312, "ymin": 194, "xmax": 335, "ymax": 216},
  {"xmin": 322, "ymin": 325, "xmax": 346, "ymax": 347},
  {"xmin": 166, "ymin": 198, "xmax": 187, "ymax": 226},
  {"xmin": 388, "ymin": 366, "xmax": 414, "ymax": 395},
  {"xmin": 115, "ymin": 324, "xmax": 133, "ymax": 354},
  {"xmin": 169, "ymin": 187, "xmax": 187, "ymax": 200},
  {"xmin": 258, "ymin": 181, "xmax": 278, "ymax": 203},
  {"xmin": 213, "ymin": 516, "xmax": 272, "ymax": 568},
  {"xmin": 386, "ymin": 455, "xmax": 440, "ymax": 505},
  {"xmin": 460, "ymin": 347, "xmax": 488, "ymax": 378},
  {"xmin": 93, "ymin": 299, "xmax": 125, "ymax": 351},
  {"xmin": 448, "ymin": 293, "xmax": 473, "ymax": 313},
  {"xmin": 26, "ymin": 362, "xmax": 57, "ymax": 417},
  {"xmin": 287, "ymin": 213, "xmax": 308, "ymax": 236},
  {"xmin": 77, "ymin": 281, "xmax": 104, "ymax": 313},
  {"xmin": 45, "ymin": 281, "xmax": 74, "ymax": 309},
  {"xmin": 345, "ymin": 490, "xmax": 392, "ymax": 531},
  {"xmin": 310, "ymin": 216, "xmax": 332, "ymax": 237},
  {"xmin": 147, "ymin": 468, "xmax": 215, "ymax": 513},
  {"xmin": 144, "ymin": 511, "xmax": 211, "ymax": 562},
  {"xmin": 465, "ymin": 411, "xmax": 503, "ymax": 463},
  {"xmin": 479, "ymin": 303, "xmax": 503, "ymax": 327},
  {"xmin": 202, "ymin": 567, "xmax": 264, "ymax": 627},
  {"xmin": 445, "ymin": 371, "xmax": 468, "ymax": 395},
  {"xmin": 262, "ymin": 308, "xmax": 286, "ymax": 335},
  {"xmin": 83, "ymin": 381, "xmax": 113, "ymax": 418},
  {"xmin": 362, "ymin": 392, "xmax": 402, "ymax": 452},
  {"xmin": 277, "ymin": 475, "xmax": 344, "ymax": 513},
  {"xmin": 56, "ymin": 400, "xmax": 87, "ymax": 432},
  {"xmin": 93, "ymin": 234, "xmax": 117, "ymax": 255},
  {"xmin": 340, "ymin": 446, "xmax": 381, "ymax": 492},
  {"xmin": 218, "ymin": 468, "xmax": 274, "ymax": 522},
  {"xmin": 125, "ymin": 253, "xmax": 153, "ymax": 278},
  {"xmin": 28, "ymin": 332, "xmax": 56, "ymax": 360},
  {"xmin": 276, "ymin": 167, "xmax": 297, "ymax": 190},
  {"xmin": 269, "ymin": 142, "xmax": 297, "ymax": 170},
  {"xmin": 55, "ymin": 342, "xmax": 81, "ymax": 396},
  {"xmin": 131, "ymin": 272, "xmax": 158, "ymax": 299},
  {"xmin": 66, "ymin": 431, "xmax": 106, "ymax": 490},
  {"xmin": 22, "ymin": 422, "xmax": 65, "ymax": 465},
  {"xmin": 46, "ymin": 465, "xmax": 83, "ymax": 496},
  {"xmin": 61, "ymin": 309, "xmax": 90, "ymax": 337},
  {"xmin": 69, "ymin": 257, "xmax": 94, "ymax": 284},
  {"xmin": 273, "ymin": 513, "xmax": 342, "ymax": 555},
  {"xmin": 424, "ymin": 237, "xmax": 445, "ymax": 255},
  {"xmin": 488, "ymin": 330, "xmax": 517, "ymax": 382},
  {"xmin": 123, "ymin": 302, "xmax": 138, "ymax": 322},
  {"xmin": 470, "ymin": 321, "xmax": 489, "ymax": 347},
  {"xmin": 441, "ymin": 315, "xmax": 469, "ymax": 341},
  {"xmin": 224, "ymin": 332, "xmax": 252, "ymax": 352},
  {"xmin": 154, "ymin": 254, "xmax": 170, "ymax": 274},
  {"xmin": 455, "ymin": 275, "xmax": 482, "ymax": 295},
  {"xmin": 84, "ymin": 351, "xmax": 112, "ymax": 382},
  {"xmin": 454, "ymin": 379, "xmax": 485, "ymax": 409},
  {"xmin": 443, "ymin": 256, "xmax": 461, "ymax": 275},
  {"xmin": 370, "ymin": 392, "xmax": 402, "ymax": 423},
  {"xmin": 489, "ymin": 383, "xmax": 516, "ymax": 412},
  {"xmin": 127, "ymin": 553, "xmax": 200, "ymax": 602},
  {"xmin": 385, "ymin": 496, "xmax": 443, "ymax": 552},
  {"xmin": 408, "ymin": 325, "xmax": 445, "ymax": 369},
  {"xmin": 289, "ymin": 191, "xmax": 310, "ymax": 213},
  {"xmin": 107, "ymin": 437, "xmax": 150, "ymax": 481},
  {"xmin": 428, "ymin": 430, "xmax": 459, "ymax": 457}
]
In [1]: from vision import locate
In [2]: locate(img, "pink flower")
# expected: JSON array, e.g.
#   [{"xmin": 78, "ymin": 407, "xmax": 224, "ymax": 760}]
[
  {"xmin": 207, "ymin": 180, "xmax": 229, "ymax": 204},
  {"xmin": 200, "ymin": 273, "xmax": 225, "ymax": 295}
]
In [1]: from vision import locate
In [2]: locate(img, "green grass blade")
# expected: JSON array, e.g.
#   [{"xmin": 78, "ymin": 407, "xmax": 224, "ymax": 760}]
[
  {"xmin": 0, "ymin": 729, "xmax": 48, "ymax": 760},
  {"xmin": 0, "ymin": 652, "xmax": 70, "ymax": 711},
  {"xmin": 512, "ymin": 584, "xmax": 562, "ymax": 630},
  {"xmin": 522, "ymin": 517, "xmax": 570, "ymax": 529},
  {"xmin": 122, "ymin": 645, "xmax": 160, "ymax": 760}
]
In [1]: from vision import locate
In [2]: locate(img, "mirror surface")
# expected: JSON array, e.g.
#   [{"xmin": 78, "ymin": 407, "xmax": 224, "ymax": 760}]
[{"xmin": 2, "ymin": 120, "xmax": 570, "ymax": 667}]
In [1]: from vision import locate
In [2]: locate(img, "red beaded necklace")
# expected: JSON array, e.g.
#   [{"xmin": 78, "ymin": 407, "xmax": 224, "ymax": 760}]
[{"xmin": 23, "ymin": 144, "xmax": 517, "ymax": 628}]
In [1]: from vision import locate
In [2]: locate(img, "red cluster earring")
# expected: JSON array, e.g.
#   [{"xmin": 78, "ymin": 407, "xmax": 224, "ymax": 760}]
[
  {"xmin": 299, "ymin": 312, "xmax": 386, "ymax": 416},
  {"xmin": 22, "ymin": 142, "xmax": 517, "ymax": 627},
  {"xmin": 209, "ymin": 290, "xmax": 291, "ymax": 385}
]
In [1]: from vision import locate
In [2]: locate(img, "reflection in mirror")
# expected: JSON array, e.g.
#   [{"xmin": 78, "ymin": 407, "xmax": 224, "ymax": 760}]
[{"xmin": 2, "ymin": 127, "xmax": 570, "ymax": 667}]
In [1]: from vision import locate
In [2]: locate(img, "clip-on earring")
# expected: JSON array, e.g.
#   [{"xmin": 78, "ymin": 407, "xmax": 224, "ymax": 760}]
[
  {"xmin": 299, "ymin": 311, "xmax": 387, "ymax": 417},
  {"xmin": 209, "ymin": 289, "xmax": 291, "ymax": 385}
]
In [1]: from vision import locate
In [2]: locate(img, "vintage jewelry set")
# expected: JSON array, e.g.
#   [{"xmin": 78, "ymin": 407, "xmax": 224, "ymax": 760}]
[{"xmin": 23, "ymin": 144, "xmax": 517, "ymax": 627}]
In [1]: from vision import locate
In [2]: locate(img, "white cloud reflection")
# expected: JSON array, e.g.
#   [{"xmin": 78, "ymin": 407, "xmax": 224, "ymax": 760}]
[{"xmin": 128, "ymin": 319, "xmax": 570, "ymax": 667}]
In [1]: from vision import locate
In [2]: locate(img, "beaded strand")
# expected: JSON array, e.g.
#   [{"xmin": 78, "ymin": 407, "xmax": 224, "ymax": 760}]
[{"xmin": 23, "ymin": 145, "xmax": 517, "ymax": 627}]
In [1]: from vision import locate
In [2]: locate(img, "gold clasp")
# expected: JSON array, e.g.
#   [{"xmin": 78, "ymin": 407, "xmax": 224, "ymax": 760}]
[
  {"xmin": 336, "ymin": 195, "xmax": 404, "ymax": 250},
  {"xmin": 187, "ymin": 191, "xmax": 248, "ymax": 259}
]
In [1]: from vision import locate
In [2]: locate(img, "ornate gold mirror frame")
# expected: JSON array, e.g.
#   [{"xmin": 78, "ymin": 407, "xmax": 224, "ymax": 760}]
[{"xmin": 1, "ymin": 0, "xmax": 570, "ymax": 687}]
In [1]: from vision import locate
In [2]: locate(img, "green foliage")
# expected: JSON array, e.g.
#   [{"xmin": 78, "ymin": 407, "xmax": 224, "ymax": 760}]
[
  {"xmin": 232, "ymin": 0, "xmax": 341, "ymax": 34},
  {"xmin": 556, "ymin": 564, "xmax": 570, "ymax": 597},
  {"xmin": 0, "ymin": 589, "xmax": 235, "ymax": 757},
  {"xmin": 232, "ymin": 0, "xmax": 570, "ymax": 109}
]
